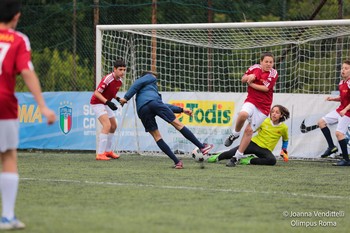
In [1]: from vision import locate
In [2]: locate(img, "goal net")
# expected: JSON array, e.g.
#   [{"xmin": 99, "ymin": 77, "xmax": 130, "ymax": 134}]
[
  {"xmin": 97, "ymin": 20, "xmax": 350, "ymax": 94},
  {"xmin": 96, "ymin": 20, "xmax": 350, "ymax": 158}
]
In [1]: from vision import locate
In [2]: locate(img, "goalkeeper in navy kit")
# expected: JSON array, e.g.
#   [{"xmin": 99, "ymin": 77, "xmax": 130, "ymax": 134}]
[{"xmin": 119, "ymin": 71, "xmax": 213, "ymax": 169}]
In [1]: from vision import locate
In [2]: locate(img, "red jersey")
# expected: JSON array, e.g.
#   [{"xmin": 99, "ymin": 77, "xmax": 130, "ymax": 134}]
[
  {"xmin": 0, "ymin": 29, "xmax": 32, "ymax": 119},
  {"xmin": 90, "ymin": 72, "xmax": 123, "ymax": 104},
  {"xmin": 244, "ymin": 64, "xmax": 278, "ymax": 115},
  {"xmin": 337, "ymin": 79, "xmax": 350, "ymax": 117}
]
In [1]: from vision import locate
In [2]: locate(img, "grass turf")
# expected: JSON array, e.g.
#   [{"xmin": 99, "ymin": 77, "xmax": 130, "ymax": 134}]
[{"xmin": 7, "ymin": 152, "xmax": 350, "ymax": 233}]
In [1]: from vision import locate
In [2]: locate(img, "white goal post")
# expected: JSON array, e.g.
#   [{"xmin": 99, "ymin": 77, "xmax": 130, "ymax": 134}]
[
  {"xmin": 96, "ymin": 19, "xmax": 350, "ymax": 94},
  {"xmin": 95, "ymin": 20, "xmax": 350, "ymax": 157}
]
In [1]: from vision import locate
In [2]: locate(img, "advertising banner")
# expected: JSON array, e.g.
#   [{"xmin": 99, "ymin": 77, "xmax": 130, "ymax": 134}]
[{"xmin": 17, "ymin": 92, "xmax": 338, "ymax": 158}]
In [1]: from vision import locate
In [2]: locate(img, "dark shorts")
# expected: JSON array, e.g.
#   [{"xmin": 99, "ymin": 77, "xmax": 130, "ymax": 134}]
[{"xmin": 138, "ymin": 99, "xmax": 176, "ymax": 132}]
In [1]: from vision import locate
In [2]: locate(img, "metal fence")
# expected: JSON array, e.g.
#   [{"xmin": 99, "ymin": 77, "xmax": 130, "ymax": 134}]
[{"xmin": 17, "ymin": 0, "xmax": 348, "ymax": 92}]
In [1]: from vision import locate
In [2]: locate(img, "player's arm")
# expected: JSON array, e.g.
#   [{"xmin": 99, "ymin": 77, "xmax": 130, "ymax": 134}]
[
  {"xmin": 94, "ymin": 90, "xmax": 118, "ymax": 110},
  {"xmin": 21, "ymin": 69, "xmax": 56, "ymax": 124},
  {"xmin": 94, "ymin": 90, "xmax": 108, "ymax": 103},
  {"xmin": 166, "ymin": 104, "xmax": 183, "ymax": 113},
  {"xmin": 248, "ymin": 82, "xmax": 269, "ymax": 92},
  {"xmin": 280, "ymin": 140, "xmax": 289, "ymax": 162},
  {"xmin": 242, "ymin": 74, "xmax": 256, "ymax": 84},
  {"xmin": 326, "ymin": 96, "xmax": 340, "ymax": 102},
  {"xmin": 339, "ymin": 103, "xmax": 350, "ymax": 116},
  {"xmin": 166, "ymin": 104, "xmax": 193, "ymax": 117},
  {"xmin": 182, "ymin": 108, "xmax": 193, "ymax": 116},
  {"xmin": 280, "ymin": 126, "xmax": 289, "ymax": 162},
  {"xmin": 121, "ymin": 74, "xmax": 155, "ymax": 106}
]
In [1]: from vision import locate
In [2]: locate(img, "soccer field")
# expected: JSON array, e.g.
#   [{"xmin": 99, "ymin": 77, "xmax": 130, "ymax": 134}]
[{"xmin": 11, "ymin": 152, "xmax": 350, "ymax": 233}]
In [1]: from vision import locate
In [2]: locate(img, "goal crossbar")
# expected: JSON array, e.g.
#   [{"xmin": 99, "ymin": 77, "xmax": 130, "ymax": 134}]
[{"xmin": 97, "ymin": 19, "xmax": 350, "ymax": 30}]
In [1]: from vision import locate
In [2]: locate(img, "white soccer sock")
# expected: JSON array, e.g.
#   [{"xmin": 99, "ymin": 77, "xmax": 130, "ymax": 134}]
[
  {"xmin": 105, "ymin": 133, "xmax": 114, "ymax": 152},
  {"xmin": 0, "ymin": 172, "xmax": 19, "ymax": 219},
  {"xmin": 234, "ymin": 150, "xmax": 244, "ymax": 160},
  {"xmin": 232, "ymin": 130, "xmax": 240, "ymax": 137},
  {"xmin": 98, "ymin": 133, "xmax": 108, "ymax": 154}
]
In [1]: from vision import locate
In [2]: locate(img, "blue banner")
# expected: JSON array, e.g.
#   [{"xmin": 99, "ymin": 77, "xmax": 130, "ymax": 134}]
[{"xmin": 18, "ymin": 92, "xmax": 97, "ymax": 150}]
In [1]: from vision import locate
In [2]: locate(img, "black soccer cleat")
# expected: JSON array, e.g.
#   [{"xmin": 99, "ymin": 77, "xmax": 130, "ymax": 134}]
[
  {"xmin": 332, "ymin": 159, "xmax": 350, "ymax": 166},
  {"xmin": 224, "ymin": 134, "xmax": 239, "ymax": 147},
  {"xmin": 226, "ymin": 157, "xmax": 238, "ymax": 167},
  {"xmin": 320, "ymin": 146, "xmax": 338, "ymax": 158}
]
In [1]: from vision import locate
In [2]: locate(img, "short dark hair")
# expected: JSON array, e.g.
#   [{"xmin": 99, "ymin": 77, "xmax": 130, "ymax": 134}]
[
  {"xmin": 343, "ymin": 60, "xmax": 350, "ymax": 66},
  {"xmin": 0, "ymin": 0, "xmax": 21, "ymax": 23},
  {"xmin": 114, "ymin": 59, "xmax": 126, "ymax": 68},
  {"xmin": 260, "ymin": 52, "xmax": 274, "ymax": 61}
]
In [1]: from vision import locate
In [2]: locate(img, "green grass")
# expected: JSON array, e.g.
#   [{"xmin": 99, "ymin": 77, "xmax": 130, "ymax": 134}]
[{"xmin": 7, "ymin": 152, "xmax": 350, "ymax": 233}]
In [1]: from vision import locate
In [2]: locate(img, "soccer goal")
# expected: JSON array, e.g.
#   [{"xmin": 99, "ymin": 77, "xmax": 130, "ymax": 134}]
[{"xmin": 95, "ymin": 20, "xmax": 350, "ymax": 157}]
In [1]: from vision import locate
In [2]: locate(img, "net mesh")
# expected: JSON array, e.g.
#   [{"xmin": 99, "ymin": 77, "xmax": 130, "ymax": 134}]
[
  {"xmin": 99, "ymin": 21, "xmax": 350, "ymax": 94},
  {"xmin": 96, "ymin": 21, "xmax": 350, "ymax": 157}
]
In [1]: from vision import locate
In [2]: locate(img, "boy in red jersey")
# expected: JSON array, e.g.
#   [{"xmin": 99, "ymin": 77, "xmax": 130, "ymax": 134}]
[
  {"xmin": 0, "ymin": 0, "xmax": 56, "ymax": 230},
  {"xmin": 90, "ymin": 59, "xmax": 126, "ymax": 160},
  {"xmin": 225, "ymin": 52, "xmax": 278, "ymax": 167},
  {"xmin": 318, "ymin": 60, "xmax": 350, "ymax": 166}
]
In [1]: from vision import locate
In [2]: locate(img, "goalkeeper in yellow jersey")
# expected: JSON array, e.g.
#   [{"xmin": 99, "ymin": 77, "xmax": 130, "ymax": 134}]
[{"xmin": 208, "ymin": 105, "xmax": 290, "ymax": 165}]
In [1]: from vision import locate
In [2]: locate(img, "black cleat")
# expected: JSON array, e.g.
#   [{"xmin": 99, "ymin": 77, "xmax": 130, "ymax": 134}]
[
  {"xmin": 332, "ymin": 159, "xmax": 350, "ymax": 166},
  {"xmin": 226, "ymin": 157, "xmax": 238, "ymax": 167},
  {"xmin": 320, "ymin": 146, "xmax": 338, "ymax": 158},
  {"xmin": 224, "ymin": 134, "xmax": 239, "ymax": 147}
]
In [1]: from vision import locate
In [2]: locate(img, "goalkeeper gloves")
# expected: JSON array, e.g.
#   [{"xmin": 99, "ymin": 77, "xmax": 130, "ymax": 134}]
[
  {"xmin": 280, "ymin": 149, "xmax": 288, "ymax": 162},
  {"xmin": 115, "ymin": 96, "xmax": 121, "ymax": 102},
  {"xmin": 105, "ymin": 100, "xmax": 118, "ymax": 111}
]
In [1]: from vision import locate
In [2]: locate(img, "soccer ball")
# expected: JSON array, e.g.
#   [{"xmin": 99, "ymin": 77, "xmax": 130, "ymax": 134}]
[{"xmin": 191, "ymin": 147, "xmax": 208, "ymax": 162}]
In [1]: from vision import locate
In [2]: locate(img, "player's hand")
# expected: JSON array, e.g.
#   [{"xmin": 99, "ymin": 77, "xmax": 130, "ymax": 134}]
[
  {"xmin": 280, "ymin": 149, "xmax": 288, "ymax": 162},
  {"xmin": 339, "ymin": 109, "xmax": 346, "ymax": 117},
  {"xmin": 115, "ymin": 96, "xmax": 121, "ymax": 103},
  {"xmin": 183, "ymin": 108, "xmax": 193, "ymax": 116},
  {"xmin": 40, "ymin": 106, "xmax": 56, "ymax": 125},
  {"xmin": 105, "ymin": 100, "xmax": 118, "ymax": 110},
  {"xmin": 119, "ymin": 98, "xmax": 127, "ymax": 107},
  {"xmin": 246, "ymin": 74, "xmax": 256, "ymax": 84}
]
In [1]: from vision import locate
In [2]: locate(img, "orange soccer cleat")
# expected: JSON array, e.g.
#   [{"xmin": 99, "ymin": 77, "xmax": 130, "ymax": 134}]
[
  {"xmin": 105, "ymin": 151, "xmax": 120, "ymax": 159},
  {"xmin": 96, "ymin": 153, "xmax": 111, "ymax": 161}
]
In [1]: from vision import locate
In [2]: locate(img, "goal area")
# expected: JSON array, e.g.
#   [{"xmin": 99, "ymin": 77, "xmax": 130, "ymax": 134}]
[
  {"xmin": 96, "ymin": 20, "xmax": 350, "ymax": 94},
  {"xmin": 95, "ymin": 20, "xmax": 350, "ymax": 157}
]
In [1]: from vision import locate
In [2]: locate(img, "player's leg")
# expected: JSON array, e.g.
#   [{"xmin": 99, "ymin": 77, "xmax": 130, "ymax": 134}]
[
  {"xmin": 227, "ymin": 107, "xmax": 266, "ymax": 167},
  {"xmin": 139, "ymin": 102, "xmax": 183, "ymax": 168},
  {"xmin": 91, "ymin": 104, "xmax": 111, "ymax": 160},
  {"xmin": 105, "ymin": 108, "xmax": 119, "ymax": 159},
  {"xmin": 224, "ymin": 103, "xmax": 252, "ymax": 147},
  {"xmin": 148, "ymin": 129, "xmax": 183, "ymax": 168},
  {"xmin": 208, "ymin": 146, "xmax": 238, "ymax": 163},
  {"xmin": 333, "ymin": 116, "xmax": 350, "ymax": 166},
  {"xmin": 170, "ymin": 118, "xmax": 213, "ymax": 155},
  {"xmin": 147, "ymin": 99, "xmax": 213, "ymax": 155},
  {"xmin": 318, "ymin": 111, "xmax": 338, "ymax": 157},
  {"xmin": 246, "ymin": 143, "xmax": 276, "ymax": 165},
  {"xmin": 0, "ymin": 120, "xmax": 25, "ymax": 230}
]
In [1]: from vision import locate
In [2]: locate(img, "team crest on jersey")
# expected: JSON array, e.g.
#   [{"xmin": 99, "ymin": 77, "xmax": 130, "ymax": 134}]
[{"xmin": 59, "ymin": 101, "xmax": 73, "ymax": 134}]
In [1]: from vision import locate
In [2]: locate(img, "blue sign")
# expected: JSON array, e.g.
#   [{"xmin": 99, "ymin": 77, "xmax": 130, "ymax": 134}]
[{"xmin": 17, "ymin": 92, "xmax": 96, "ymax": 150}]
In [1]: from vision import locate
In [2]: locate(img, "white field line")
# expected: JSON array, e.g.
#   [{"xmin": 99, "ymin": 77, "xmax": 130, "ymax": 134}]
[{"xmin": 21, "ymin": 177, "xmax": 349, "ymax": 200}]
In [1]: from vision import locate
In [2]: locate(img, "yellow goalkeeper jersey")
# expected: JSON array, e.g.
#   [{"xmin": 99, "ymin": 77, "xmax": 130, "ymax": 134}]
[{"xmin": 251, "ymin": 117, "xmax": 289, "ymax": 152}]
